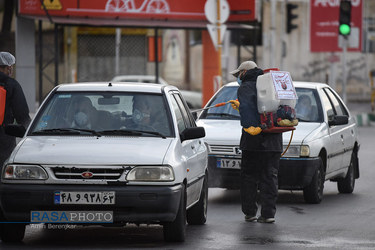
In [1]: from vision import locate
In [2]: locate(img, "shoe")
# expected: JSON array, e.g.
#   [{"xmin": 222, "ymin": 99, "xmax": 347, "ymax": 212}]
[
  {"xmin": 244, "ymin": 215, "xmax": 257, "ymax": 222},
  {"xmin": 257, "ymin": 216, "xmax": 275, "ymax": 223}
]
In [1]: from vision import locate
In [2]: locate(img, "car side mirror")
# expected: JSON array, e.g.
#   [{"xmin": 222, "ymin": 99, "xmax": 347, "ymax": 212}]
[
  {"xmin": 328, "ymin": 115, "xmax": 348, "ymax": 126},
  {"xmin": 180, "ymin": 127, "xmax": 205, "ymax": 142},
  {"xmin": 4, "ymin": 124, "xmax": 26, "ymax": 137}
]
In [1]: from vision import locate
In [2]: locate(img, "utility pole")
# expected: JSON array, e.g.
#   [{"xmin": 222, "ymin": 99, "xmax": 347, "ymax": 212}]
[
  {"xmin": 280, "ymin": 0, "xmax": 286, "ymax": 69},
  {"xmin": 338, "ymin": 0, "xmax": 352, "ymax": 103},
  {"xmin": 216, "ymin": 0, "xmax": 222, "ymax": 88},
  {"xmin": 342, "ymin": 38, "xmax": 347, "ymax": 103},
  {"xmin": 115, "ymin": 28, "xmax": 121, "ymax": 76},
  {"xmin": 269, "ymin": 0, "xmax": 276, "ymax": 67}
]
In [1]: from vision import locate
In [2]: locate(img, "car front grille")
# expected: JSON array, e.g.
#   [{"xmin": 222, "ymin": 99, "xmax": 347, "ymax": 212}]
[
  {"xmin": 208, "ymin": 145, "xmax": 240, "ymax": 155},
  {"xmin": 47, "ymin": 165, "xmax": 130, "ymax": 183},
  {"xmin": 52, "ymin": 167, "xmax": 122, "ymax": 180}
]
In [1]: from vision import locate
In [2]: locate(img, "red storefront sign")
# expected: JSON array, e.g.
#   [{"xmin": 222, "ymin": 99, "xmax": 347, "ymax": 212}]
[
  {"xmin": 310, "ymin": 0, "xmax": 362, "ymax": 52},
  {"xmin": 19, "ymin": 0, "xmax": 257, "ymax": 26}
]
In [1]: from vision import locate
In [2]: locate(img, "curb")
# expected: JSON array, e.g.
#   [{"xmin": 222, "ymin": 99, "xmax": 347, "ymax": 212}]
[{"xmin": 355, "ymin": 113, "xmax": 375, "ymax": 126}]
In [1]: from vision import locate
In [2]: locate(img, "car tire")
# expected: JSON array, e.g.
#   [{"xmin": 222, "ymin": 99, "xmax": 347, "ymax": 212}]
[
  {"xmin": 163, "ymin": 184, "xmax": 186, "ymax": 242},
  {"xmin": 187, "ymin": 174, "xmax": 208, "ymax": 225},
  {"xmin": 0, "ymin": 223, "xmax": 26, "ymax": 243},
  {"xmin": 337, "ymin": 151, "xmax": 356, "ymax": 194},
  {"xmin": 303, "ymin": 157, "xmax": 324, "ymax": 204}
]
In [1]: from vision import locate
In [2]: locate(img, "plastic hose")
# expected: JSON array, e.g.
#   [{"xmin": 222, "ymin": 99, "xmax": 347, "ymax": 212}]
[{"xmin": 281, "ymin": 130, "xmax": 294, "ymax": 157}]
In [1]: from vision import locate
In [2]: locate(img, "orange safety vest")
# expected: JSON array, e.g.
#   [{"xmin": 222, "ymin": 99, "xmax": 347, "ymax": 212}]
[{"xmin": 0, "ymin": 85, "xmax": 5, "ymax": 125}]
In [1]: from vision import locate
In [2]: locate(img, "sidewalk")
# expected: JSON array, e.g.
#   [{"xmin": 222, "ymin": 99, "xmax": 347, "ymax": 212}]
[{"xmin": 347, "ymin": 101, "xmax": 375, "ymax": 126}]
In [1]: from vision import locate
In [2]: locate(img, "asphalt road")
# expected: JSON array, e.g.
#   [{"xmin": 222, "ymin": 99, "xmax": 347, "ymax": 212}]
[
  {"xmin": 2, "ymin": 102, "xmax": 375, "ymax": 249},
  {"xmin": 0, "ymin": 125, "xmax": 373, "ymax": 250}
]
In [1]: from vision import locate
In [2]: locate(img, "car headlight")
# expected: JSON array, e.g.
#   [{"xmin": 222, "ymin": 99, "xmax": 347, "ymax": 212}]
[
  {"xmin": 282, "ymin": 145, "xmax": 310, "ymax": 157},
  {"xmin": 300, "ymin": 145, "xmax": 310, "ymax": 157},
  {"xmin": 126, "ymin": 166, "xmax": 175, "ymax": 182},
  {"xmin": 3, "ymin": 165, "xmax": 48, "ymax": 180},
  {"xmin": 282, "ymin": 145, "xmax": 300, "ymax": 157}
]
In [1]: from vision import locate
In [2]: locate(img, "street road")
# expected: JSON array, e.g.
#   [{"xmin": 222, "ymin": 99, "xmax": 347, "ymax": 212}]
[{"xmin": 0, "ymin": 126, "xmax": 373, "ymax": 249}]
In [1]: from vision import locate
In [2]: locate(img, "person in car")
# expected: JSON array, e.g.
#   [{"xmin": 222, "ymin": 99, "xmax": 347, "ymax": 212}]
[
  {"xmin": 131, "ymin": 95, "xmax": 152, "ymax": 126},
  {"xmin": 295, "ymin": 94, "xmax": 317, "ymax": 121},
  {"xmin": 72, "ymin": 97, "xmax": 97, "ymax": 129},
  {"xmin": 230, "ymin": 61, "xmax": 282, "ymax": 224},
  {"xmin": 124, "ymin": 95, "xmax": 153, "ymax": 131},
  {"xmin": 126, "ymin": 95, "xmax": 169, "ymax": 135}
]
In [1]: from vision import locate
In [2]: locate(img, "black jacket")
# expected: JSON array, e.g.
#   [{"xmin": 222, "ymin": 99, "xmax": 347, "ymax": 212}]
[
  {"xmin": 237, "ymin": 68, "xmax": 282, "ymax": 152},
  {"xmin": 0, "ymin": 71, "xmax": 31, "ymax": 166}
]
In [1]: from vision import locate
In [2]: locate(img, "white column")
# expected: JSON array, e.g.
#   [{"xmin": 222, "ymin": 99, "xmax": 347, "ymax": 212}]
[{"xmin": 15, "ymin": 16, "xmax": 36, "ymax": 113}]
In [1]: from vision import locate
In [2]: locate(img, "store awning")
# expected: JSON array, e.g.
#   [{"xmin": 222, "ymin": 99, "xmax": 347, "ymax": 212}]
[{"xmin": 18, "ymin": 0, "xmax": 258, "ymax": 29}]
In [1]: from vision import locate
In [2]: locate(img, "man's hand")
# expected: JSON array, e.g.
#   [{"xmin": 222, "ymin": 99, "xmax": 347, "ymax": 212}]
[
  {"xmin": 243, "ymin": 126, "xmax": 262, "ymax": 135},
  {"xmin": 229, "ymin": 99, "xmax": 240, "ymax": 111}
]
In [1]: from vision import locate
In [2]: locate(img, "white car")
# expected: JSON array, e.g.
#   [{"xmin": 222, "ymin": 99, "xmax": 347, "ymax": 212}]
[
  {"xmin": 111, "ymin": 75, "xmax": 202, "ymax": 109},
  {"xmin": 196, "ymin": 81, "xmax": 360, "ymax": 204},
  {"xmin": 0, "ymin": 82, "xmax": 208, "ymax": 242}
]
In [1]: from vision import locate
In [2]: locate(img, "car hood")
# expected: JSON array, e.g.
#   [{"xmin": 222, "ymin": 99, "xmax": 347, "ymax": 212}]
[
  {"xmin": 12, "ymin": 136, "xmax": 172, "ymax": 165},
  {"xmin": 282, "ymin": 122, "xmax": 323, "ymax": 144},
  {"xmin": 196, "ymin": 118, "xmax": 322, "ymax": 145},
  {"xmin": 196, "ymin": 119, "xmax": 241, "ymax": 145}
]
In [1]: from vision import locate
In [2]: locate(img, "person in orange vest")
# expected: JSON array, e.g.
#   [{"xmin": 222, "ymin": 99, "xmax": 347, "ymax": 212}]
[{"xmin": 0, "ymin": 52, "xmax": 31, "ymax": 168}]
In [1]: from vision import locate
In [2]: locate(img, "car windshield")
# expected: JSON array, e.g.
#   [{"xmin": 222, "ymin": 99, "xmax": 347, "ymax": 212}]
[
  {"xmin": 199, "ymin": 85, "xmax": 322, "ymax": 123},
  {"xmin": 29, "ymin": 92, "xmax": 173, "ymax": 137},
  {"xmin": 199, "ymin": 86, "xmax": 240, "ymax": 120},
  {"xmin": 295, "ymin": 88, "xmax": 323, "ymax": 122}
]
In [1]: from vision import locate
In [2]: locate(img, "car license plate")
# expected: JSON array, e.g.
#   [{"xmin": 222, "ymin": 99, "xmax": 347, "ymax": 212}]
[
  {"xmin": 54, "ymin": 191, "xmax": 115, "ymax": 205},
  {"xmin": 217, "ymin": 159, "xmax": 241, "ymax": 169}
]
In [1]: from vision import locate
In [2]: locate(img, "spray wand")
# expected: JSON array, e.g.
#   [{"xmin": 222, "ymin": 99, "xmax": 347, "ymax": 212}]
[{"xmin": 191, "ymin": 101, "xmax": 232, "ymax": 113}]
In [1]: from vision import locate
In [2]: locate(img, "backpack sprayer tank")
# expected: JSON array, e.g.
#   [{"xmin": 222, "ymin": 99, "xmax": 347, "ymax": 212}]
[{"xmin": 256, "ymin": 68, "xmax": 298, "ymax": 133}]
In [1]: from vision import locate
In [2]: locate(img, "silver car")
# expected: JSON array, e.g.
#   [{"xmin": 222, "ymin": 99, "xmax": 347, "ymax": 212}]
[
  {"xmin": 0, "ymin": 82, "xmax": 208, "ymax": 242},
  {"xmin": 196, "ymin": 81, "xmax": 360, "ymax": 204}
]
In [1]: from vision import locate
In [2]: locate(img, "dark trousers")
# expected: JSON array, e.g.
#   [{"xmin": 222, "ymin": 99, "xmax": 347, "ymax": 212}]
[{"xmin": 240, "ymin": 150, "xmax": 280, "ymax": 218}]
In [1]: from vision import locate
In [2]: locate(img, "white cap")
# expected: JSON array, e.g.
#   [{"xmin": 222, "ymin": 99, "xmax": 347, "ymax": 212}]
[
  {"xmin": 0, "ymin": 52, "xmax": 16, "ymax": 66},
  {"xmin": 230, "ymin": 61, "xmax": 257, "ymax": 77}
]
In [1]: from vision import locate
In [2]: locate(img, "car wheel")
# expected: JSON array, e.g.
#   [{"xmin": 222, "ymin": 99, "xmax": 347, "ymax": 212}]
[
  {"xmin": 187, "ymin": 174, "xmax": 208, "ymax": 225},
  {"xmin": 337, "ymin": 151, "xmax": 356, "ymax": 194},
  {"xmin": 163, "ymin": 184, "xmax": 186, "ymax": 242},
  {"xmin": 0, "ymin": 223, "xmax": 26, "ymax": 243},
  {"xmin": 303, "ymin": 157, "xmax": 324, "ymax": 204}
]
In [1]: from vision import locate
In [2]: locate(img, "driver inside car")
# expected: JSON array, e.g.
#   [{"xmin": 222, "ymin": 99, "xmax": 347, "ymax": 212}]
[
  {"xmin": 72, "ymin": 97, "xmax": 97, "ymax": 129},
  {"xmin": 296, "ymin": 94, "xmax": 317, "ymax": 121},
  {"xmin": 124, "ymin": 95, "xmax": 153, "ymax": 131},
  {"xmin": 132, "ymin": 95, "xmax": 152, "ymax": 126}
]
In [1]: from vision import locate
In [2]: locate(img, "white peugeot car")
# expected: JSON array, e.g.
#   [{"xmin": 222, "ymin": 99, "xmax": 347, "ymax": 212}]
[
  {"xmin": 196, "ymin": 81, "xmax": 360, "ymax": 204},
  {"xmin": 0, "ymin": 82, "xmax": 207, "ymax": 242}
]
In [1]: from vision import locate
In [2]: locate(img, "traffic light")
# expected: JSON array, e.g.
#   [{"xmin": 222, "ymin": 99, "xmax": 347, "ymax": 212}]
[
  {"xmin": 286, "ymin": 3, "xmax": 298, "ymax": 34},
  {"xmin": 339, "ymin": 0, "xmax": 352, "ymax": 36}
]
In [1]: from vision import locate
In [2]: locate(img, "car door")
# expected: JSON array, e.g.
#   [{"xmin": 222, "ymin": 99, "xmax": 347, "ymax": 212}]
[
  {"xmin": 320, "ymin": 88, "xmax": 345, "ymax": 175},
  {"xmin": 324, "ymin": 88, "xmax": 354, "ymax": 170},
  {"xmin": 170, "ymin": 92, "xmax": 205, "ymax": 207}
]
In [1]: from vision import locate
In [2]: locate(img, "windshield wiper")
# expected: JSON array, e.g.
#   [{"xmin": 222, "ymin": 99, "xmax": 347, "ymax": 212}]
[
  {"xmin": 297, "ymin": 118, "xmax": 310, "ymax": 122},
  {"xmin": 133, "ymin": 130, "xmax": 167, "ymax": 139},
  {"xmin": 98, "ymin": 129, "xmax": 142, "ymax": 136},
  {"xmin": 206, "ymin": 113, "xmax": 240, "ymax": 119},
  {"xmin": 99, "ymin": 129, "xmax": 166, "ymax": 139},
  {"xmin": 32, "ymin": 128, "xmax": 102, "ymax": 137},
  {"xmin": 32, "ymin": 128, "xmax": 79, "ymax": 135}
]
